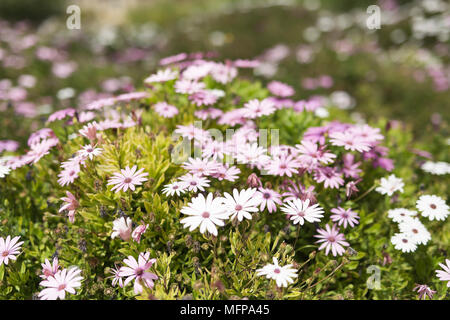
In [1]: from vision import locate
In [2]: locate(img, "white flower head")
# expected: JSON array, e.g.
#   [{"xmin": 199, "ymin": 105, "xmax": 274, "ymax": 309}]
[
  {"xmin": 281, "ymin": 198, "xmax": 324, "ymax": 225},
  {"xmin": 180, "ymin": 193, "xmax": 230, "ymax": 236},
  {"xmin": 398, "ymin": 218, "xmax": 431, "ymax": 245},
  {"xmin": 375, "ymin": 174, "xmax": 404, "ymax": 196},
  {"xmin": 416, "ymin": 195, "xmax": 449, "ymax": 221},
  {"xmin": 222, "ymin": 188, "xmax": 262, "ymax": 222},
  {"xmin": 391, "ymin": 233, "xmax": 418, "ymax": 253},
  {"xmin": 256, "ymin": 257, "xmax": 298, "ymax": 288}
]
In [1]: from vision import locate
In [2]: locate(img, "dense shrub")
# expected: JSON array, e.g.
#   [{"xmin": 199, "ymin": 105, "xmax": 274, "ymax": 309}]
[{"xmin": 0, "ymin": 56, "xmax": 448, "ymax": 299}]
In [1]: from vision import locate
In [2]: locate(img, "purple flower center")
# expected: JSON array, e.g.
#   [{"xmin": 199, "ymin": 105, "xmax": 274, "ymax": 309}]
[
  {"xmin": 402, "ymin": 239, "xmax": 408, "ymax": 243},
  {"xmin": 2, "ymin": 251, "xmax": 9, "ymax": 257},
  {"xmin": 274, "ymin": 268, "xmax": 281, "ymax": 274},
  {"xmin": 124, "ymin": 178, "xmax": 132, "ymax": 183},
  {"xmin": 297, "ymin": 211, "xmax": 305, "ymax": 217},
  {"xmin": 190, "ymin": 181, "xmax": 197, "ymax": 186},
  {"xmin": 412, "ymin": 229, "xmax": 418, "ymax": 234},
  {"xmin": 430, "ymin": 204, "xmax": 436, "ymax": 209},
  {"xmin": 235, "ymin": 205, "xmax": 243, "ymax": 211},
  {"xmin": 263, "ymin": 193, "xmax": 271, "ymax": 199},
  {"xmin": 328, "ymin": 236, "xmax": 336, "ymax": 243},
  {"xmin": 202, "ymin": 212, "xmax": 210, "ymax": 218},
  {"xmin": 58, "ymin": 284, "xmax": 66, "ymax": 291},
  {"xmin": 136, "ymin": 268, "xmax": 144, "ymax": 277}
]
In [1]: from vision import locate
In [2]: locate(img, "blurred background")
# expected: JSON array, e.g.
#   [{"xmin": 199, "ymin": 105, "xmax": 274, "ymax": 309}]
[{"xmin": 0, "ymin": 0, "xmax": 448, "ymax": 150}]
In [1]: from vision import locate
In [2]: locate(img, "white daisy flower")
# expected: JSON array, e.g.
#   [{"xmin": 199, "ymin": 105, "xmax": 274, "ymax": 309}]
[
  {"xmin": 180, "ymin": 193, "xmax": 229, "ymax": 236},
  {"xmin": 0, "ymin": 164, "xmax": 11, "ymax": 178},
  {"xmin": 281, "ymin": 198, "xmax": 324, "ymax": 225},
  {"xmin": 375, "ymin": 174, "xmax": 404, "ymax": 196},
  {"xmin": 416, "ymin": 195, "xmax": 449, "ymax": 221},
  {"xmin": 391, "ymin": 233, "xmax": 418, "ymax": 253},
  {"xmin": 398, "ymin": 218, "xmax": 431, "ymax": 245},
  {"xmin": 78, "ymin": 144, "xmax": 102, "ymax": 160},
  {"xmin": 387, "ymin": 208, "xmax": 417, "ymax": 223},
  {"xmin": 111, "ymin": 217, "xmax": 133, "ymax": 241},
  {"xmin": 256, "ymin": 257, "xmax": 298, "ymax": 288},
  {"xmin": 222, "ymin": 188, "xmax": 262, "ymax": 222},
  {"xmin": 178, "ymin": 173, "xmax": 210, "ymax": 193},
  {"xmin": 38, "ymin": 267, "xmax": 83, "ymax": 300},
  {"xmin": 162, "ymin": 181, "xmax": 186, "ymax": 196},
  {"xmin": 421, "ymin": 161, "xmax": 450, "ymax": 175}
]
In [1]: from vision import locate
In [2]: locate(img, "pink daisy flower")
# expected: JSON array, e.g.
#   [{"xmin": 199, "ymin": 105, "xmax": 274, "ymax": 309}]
[
  {"xmin": 329, "ymin": 131, "xmax": 371, "ymax": 153},
  {"xmin": 182, "ymin": 157, "xmax": 219, "ymax": 176},
  {"xmin": 153, "ymin": 102, "xmax": 179, "ymax": 118},
  {"xmin": 47, "ymin": 108, "xmax": 76, "ymax": 123},
  {"xmin": 115, "ymin": 92, "xmax": 149, "ymax": 103},
  {"xmin": 314, "ymin": 224, "xmax": 350, "ymax": 256},
  {"xmin": 436, "ymin": 259, "xmax": 450, "ymax": 287},
  {"xmin": 242, "ymin": 99, "xmax": 276, "ymax": 119},
  {"xmin": 194, "ymin": 108, "xmax": 223, "ymax": 120},
  {"xmin": 25, "ymin": 138, "xmax": 59, "ymax": 164},
  {"xmin": 201, "ymin": 140, "xmax": 226, "ymax": 160},
  {"xmin": 342, "ymin": 153, "xmax": 362, "ymax": 179},
  {"xmin": 162, "ymin": 181, "xmax": 187, "ymax": 196},
  {"xmin": 282, "ymin": 181, "xmax": 317, "ymax": 204},
  {"xmin": 233, "ymin": 59, "xmax": 260, "ymax": 68},
  {"xmin": 267, "ymin": 81, "xmax": 295, "ymax": 97},
  {"xmin": 258, "ymin": 187, "xmax": 282, "ymax": 213},
  {"xmin": 38, "ymin": 267, "xmax": 83, "ymax": 300},
  {"xmin": 57, "ymin": 164, "xmax": 81, "ymax": 187},
  {"xmin": 27, "ymin": 128, "xmax": 55, "ymax": 146},
  {"xmin": 210, "ymin": 164, "xmax": 240, "ymax": 182},
  {"xmin": 0, "ymin": 140, "xmax": 19, "ymax": 152},
  {"xmin": 160, "ymin": 53, "xmax": 187, "ymax": 65},
  {"xmin": 132, "ymin": 223, "xmax": 149, "ymax": 243},
  {"xmin": 85, "ymin": 97, "xmax": 116, "ymax": 110},
  {"xmin": 78, "ymin": 111, "xmax": 96, "ymax": 123},
  {"xmin": 59, "ymin": 191, "xmax": 79, "ymax": 223},
  {"xmin": 210, "ymin": 62, "xmax": 237, "ymax": 84},
  {"xmin": 107, "ymin": 165, "xmax": 149, "ymax": 193},
  {"xmin": 348, "ymin": 125, "xmax": 384, "ymax": 146},
  {"xmin": 79, "ymin": 122, "xmax": 99, "ymax": 141},
  {"xmin": 235, "ymin": 143, "xmax": 270, "ymax": 168},
  {"xmin": 144, "ymin": 69, "xmax": 178, "ymax": 83},
  {"xmin": 109, "ymin": 265, "xmax": 124, "ymax": 288},
  {"xmin": 175, "ymin": 124, "xmax": 210, "ymax": 141},
  {"xmin": 266, "ymin": 154, "xmax": 301, "ymax": 177},
  {"xmin": 119, "ymin": 252, "xmax": 158, "ymax": 294},
  {"xmin": 296, "ymin": 140, "xmax": 336, "ymax": 167},
  {"xmin": 189, "ymin": 90, "xmax": 218, "ymax": 106},
  {"xmin": 40, "ymin": 257, "xmax": 60, "ymax": 279},
  {"xmin": 174, "ymin": 79, "xmax": 205, "ymax": 94},
  {"xmin": 178, "ymin": 173, "xmax": 210, "ymax": 193},
  {"xmin": 314, "ymin": 167, "xmax": 344, "ymax": 189},
  {"xmin": 413, "ymin": 284, "xmax": 436, "ymax": 300},
  {"xmin": 0, "ymin": 236, "xmax": 23, "ymax": 266},
  {"xmin": 330, "ymin": 207, "xmax": 360, "ymax": 228}
]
